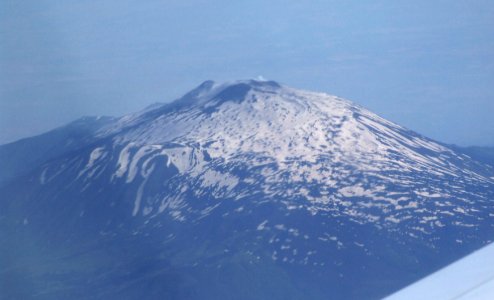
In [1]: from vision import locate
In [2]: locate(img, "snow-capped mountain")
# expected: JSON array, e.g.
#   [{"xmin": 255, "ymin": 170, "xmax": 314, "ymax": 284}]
[{"xmin": 1, "ymin": 80, "xmax": 493, "ymax": 300}]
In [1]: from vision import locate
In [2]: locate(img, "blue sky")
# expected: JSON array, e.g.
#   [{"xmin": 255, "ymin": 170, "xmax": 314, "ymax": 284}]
[{"xmin": 1, "ymin": 0, "xmax": 493, "ymax": 146}]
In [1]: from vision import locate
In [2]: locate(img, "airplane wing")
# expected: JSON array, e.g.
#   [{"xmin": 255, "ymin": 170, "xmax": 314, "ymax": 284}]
[{"xmin": 384, "ymin": 242, "xmax": 494, "ymax": 300}]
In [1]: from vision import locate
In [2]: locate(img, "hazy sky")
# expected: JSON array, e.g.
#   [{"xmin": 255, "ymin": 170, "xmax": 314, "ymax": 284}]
[{"xmin": 1, "ymin": 0, "xmax": 493, "ymax": 146}]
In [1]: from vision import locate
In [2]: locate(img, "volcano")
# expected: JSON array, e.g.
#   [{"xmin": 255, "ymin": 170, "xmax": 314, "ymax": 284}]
[{"xmin": 1, "ymin": 80, "xmax": 493, "ymax": 299}]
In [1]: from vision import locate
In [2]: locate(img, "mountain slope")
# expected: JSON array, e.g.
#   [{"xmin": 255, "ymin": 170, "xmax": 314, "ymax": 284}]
[
  {"xmin": 0, "ymin": 116, "xmax": 115, "ymax": 185},
  {"xmin": 1, "ymin": 80, "xmax": 493, "ymax": 300},
  {"xmin": 450, "ymin": 145, "xmax": 494, "ymax": 168}
]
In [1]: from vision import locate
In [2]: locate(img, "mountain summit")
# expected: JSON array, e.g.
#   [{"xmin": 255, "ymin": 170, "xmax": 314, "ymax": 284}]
[{"xmin": 1, "ymin": 80, "xmax": 494, "ymax": 299}]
